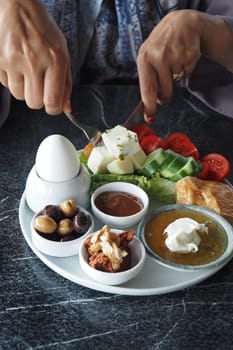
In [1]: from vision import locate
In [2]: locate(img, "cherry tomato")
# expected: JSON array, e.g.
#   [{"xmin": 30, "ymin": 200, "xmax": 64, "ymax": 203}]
[
  {"xmin": 165, "ymin": 132, "xmax": 190, "ymax": 149},
  {"xmin": 140, "ymin": 134, "xmax": 165, "ymax": 154},
  {"xmin": 197, "ymin": 161, "xmax": 210, "ymax": 180},
  {"xmin": 130, "ymin": 124, "xmax": 155, "ymax": 142},
  {"xmin": 170, "ymin": 140, "xmax": 200, "ymax": 160},
  {"xmin": 201, "ymin": 153, "xmax": 230, "ymax": 181}
]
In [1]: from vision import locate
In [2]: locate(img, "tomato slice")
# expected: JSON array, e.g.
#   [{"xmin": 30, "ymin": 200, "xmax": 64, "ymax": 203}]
[
  {"xmin": 140, "ymin": 134, "xmax": 165, "ymax": 155},
  {"xmin": 130, "ymin": 124, "xmax": 155, "ymax": 142},
  {"xmin": 169, "ymin": 140, "xmax": 200, "ymax": 160},
  {"xmin": 165, "ymin": 132, "xmax": 190, "ymax": 149},
  {"xmin": 197, "ymin": 161, "xmax": 210, "ymax": 180},
  {"xmin": 201, "ymin": 153, "xmax": 230, "ymax": 182}
]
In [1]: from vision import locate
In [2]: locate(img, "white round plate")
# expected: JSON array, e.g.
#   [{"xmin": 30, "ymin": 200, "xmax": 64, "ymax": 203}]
[{"xmin": 19, "ymin": 191, "xmax": 228, "ymax": 296}]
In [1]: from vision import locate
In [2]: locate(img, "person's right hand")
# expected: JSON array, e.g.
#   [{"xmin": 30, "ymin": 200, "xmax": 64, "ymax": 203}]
[{"xmin": 0, "ymin": 0, "xmax": 72, "ymax": 115}]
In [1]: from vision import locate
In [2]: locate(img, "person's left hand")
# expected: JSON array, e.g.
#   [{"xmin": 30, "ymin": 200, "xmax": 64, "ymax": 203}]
[{"xmin": 137, "ymin": 10, "xmax": 202, "ymax": 122}]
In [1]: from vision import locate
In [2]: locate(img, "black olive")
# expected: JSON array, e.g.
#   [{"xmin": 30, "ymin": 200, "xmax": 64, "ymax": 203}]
[
  {"xmin": 39, "ymin": 232, "xmax": 60, "ymax": 241},
  {"xmin": 60, "ymin": 233, "xmax": 78, "ymax": 242},
  {"xmin": 72, "ymin": 212, "xmax": 90, "ymax": 234},
  {"xmin": 42, "ymin": 205, "xmax": 63, "ymax": 222}
]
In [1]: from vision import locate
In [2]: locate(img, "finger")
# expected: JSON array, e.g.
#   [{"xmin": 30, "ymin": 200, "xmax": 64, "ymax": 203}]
[
  {"xmin": 24, "ymin": 71, "xmax": 44, "ymax": 109},
  {"xmin": 7, "ymin": 73, "xmax": 25, "ymax": 100},
  {"xmin": 171, "ymin": 48, "xmax": 200, "ymax": 80},
  {"xmin": 143, "ymin": 47, "xmax": 175, "ymax": 105},
  {"xmin": 137, "ymin": 54, "xmax": 159, "ymax": 120},
  {"xmin": 183, "ymin": 57, "xmax": 199, "ymax": 77},
  {"xmin": 0, "ymin": 70, "xmax": 8, "ymax": 88},
  {"xmin": 62, "ymin": 69, "xmax": 72, "ymax": 113},
  {"xmin": 155, "ymin": 64, "xmax": 173, "ymax": 104},
  {"xmin": 43, "ymin": 60, "xmax": 67, "ymax": 115},
  {"xmin": 183, "ymin": 43, "xmax": 201, "ymax": 77}
]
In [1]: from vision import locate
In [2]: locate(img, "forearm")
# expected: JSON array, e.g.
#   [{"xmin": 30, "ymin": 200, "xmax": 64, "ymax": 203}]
[{"xmin": 200, "ymin": 13, "xmax": 233, "ymax": 72}]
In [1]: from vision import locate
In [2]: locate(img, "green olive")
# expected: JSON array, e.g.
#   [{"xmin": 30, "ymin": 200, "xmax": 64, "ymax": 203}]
[
  {"xmin": 57, "ymin": 218, "xmax": 73, "ymax": 236},
  {"xmin": 60, "ymin": 199, "xmax": 77, "ymax": 217},
  {"xmin": 33, "ymin": 215, "xmax": 57, "ymax": 234}
]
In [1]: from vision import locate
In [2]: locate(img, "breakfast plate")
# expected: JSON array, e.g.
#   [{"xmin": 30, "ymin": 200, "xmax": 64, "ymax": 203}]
[{"xmin": 19, "ymin": 191, "xmax": 229, "ymax": 296}]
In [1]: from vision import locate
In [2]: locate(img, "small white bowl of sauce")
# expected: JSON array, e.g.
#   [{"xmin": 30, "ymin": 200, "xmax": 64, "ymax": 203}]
[
  {"xmin": 138, "ymin": 204, "xmax": 233, "ymax": 271},
  {"xmin": 91, "ymin": 182, "xmax": 149, "ymax": 229}
]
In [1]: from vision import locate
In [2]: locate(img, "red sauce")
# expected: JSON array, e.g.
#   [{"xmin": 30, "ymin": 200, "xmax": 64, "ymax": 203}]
[{"xmin": 95, "ymin": 191, "xmax": 144, "ymax": 217}]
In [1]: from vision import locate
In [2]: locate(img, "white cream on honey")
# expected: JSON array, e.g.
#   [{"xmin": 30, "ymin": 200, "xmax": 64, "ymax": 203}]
[{"xmin": 164, "ymin": 217, "xmax": 208, "ymax": 253}]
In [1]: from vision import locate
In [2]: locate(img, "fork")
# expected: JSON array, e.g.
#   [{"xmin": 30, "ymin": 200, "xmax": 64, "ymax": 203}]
[
  {"xmin": 64, "ymin": 101, "xmax": 144, "ymax": 145},
  {"xmin": 64, "ymin": 111, "xmax": 102, "ymax": 145}
]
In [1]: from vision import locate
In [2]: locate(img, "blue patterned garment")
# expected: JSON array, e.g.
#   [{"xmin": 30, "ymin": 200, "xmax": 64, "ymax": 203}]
[
  {"xmin": 41, "ymin": 0, "xmax": 79, "ymax": 80},
  {"xmin": 81, "ymin": 0, "xmax": 180, "ymax": 83},
  {"xmin": 41, "ymin": 0, "xmax": 179, "ymax": 83}
]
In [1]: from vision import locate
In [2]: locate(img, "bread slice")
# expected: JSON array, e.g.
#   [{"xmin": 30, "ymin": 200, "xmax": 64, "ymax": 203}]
[{"xmin": 175, "ymin": 176, "xmax": 233, "ymax": 224}]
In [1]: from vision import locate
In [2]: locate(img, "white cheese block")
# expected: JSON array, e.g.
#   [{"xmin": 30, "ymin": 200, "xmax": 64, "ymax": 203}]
[
  {"xmin": 107, "ymin": 158, "xmax": 134, "ymax": 174},
  {"xmin": 102, "ymin": 125, "xmax": 141, "ymax": 159},
  {"xmin": 129, "ymin": 149, "xmax": 147, "ymax": 169},
  {"xmin": 87, "ymin": 146, "xmax": 115, "ymax": 174}
]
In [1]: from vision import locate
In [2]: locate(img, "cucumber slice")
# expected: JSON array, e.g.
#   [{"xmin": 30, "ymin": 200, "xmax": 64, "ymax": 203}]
[
  {"xmin": 160, "ymin": 150, "xmax": 177, "ymax": 170},
  {"xmin": 139, "ymin": 147, "xmax": 201, "ymax": 181},
  {"xmin": 162, "ymin": 153, "xmax": 187, "ymax": 177},
  {"xmin": 170, "ymin": 157, "xmax": 198, "ymax": 181},
  {"xmin": 159, "ymin": 151, "xmax": 178, "ymax": 178},
  {"xmin": 160, "ymin": 150, "xmax": 188, "ymax": 178},
  {"xmin": 139, "ymin": 148, "xmax": 167, "ymax": 176}
]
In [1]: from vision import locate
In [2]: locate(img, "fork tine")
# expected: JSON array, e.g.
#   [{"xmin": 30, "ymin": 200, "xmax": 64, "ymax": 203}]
[{"xmin": 64, "ymin": 111, "xmax": 102, "ymax": 145}]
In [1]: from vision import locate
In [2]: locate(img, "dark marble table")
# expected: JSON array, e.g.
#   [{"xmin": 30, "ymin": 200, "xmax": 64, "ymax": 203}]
[{"xmin": 0, "ymin": 85, "xmax": 233, "ymax": 350}]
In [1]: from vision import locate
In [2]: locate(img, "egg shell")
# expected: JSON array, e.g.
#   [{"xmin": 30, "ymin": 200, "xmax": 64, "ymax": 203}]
[{"xmin": 36, "ymin": 135, "xmax": 80, "ymax": 182}]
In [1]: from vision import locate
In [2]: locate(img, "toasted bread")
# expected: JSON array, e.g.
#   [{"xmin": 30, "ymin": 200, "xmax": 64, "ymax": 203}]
[{"xmin": 175, "ymin": 176, "xmax": 233, "ymax": 224}]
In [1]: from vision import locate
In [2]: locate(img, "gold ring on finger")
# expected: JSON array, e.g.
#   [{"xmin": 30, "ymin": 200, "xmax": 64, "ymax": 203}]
[{"xmin": 172, "ymin": 69, "xmax": 185, "ymax": 82}]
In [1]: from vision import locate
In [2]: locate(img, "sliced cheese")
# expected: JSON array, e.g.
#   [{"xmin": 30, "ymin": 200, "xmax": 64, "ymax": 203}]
[
  {"xmin": 87, "ymin": 146, "xmax": 115, "ymax": 174},
  {"xmin": 129, "ymin": 148, "xmax": 147, "ymax": 169},
  {"xmin": 102, "ymin": 125, "xmax": 141, "ymax": 159},
  {"xmin": 107, "ymin": 158, "xmax": 134, "ymax": 174}
]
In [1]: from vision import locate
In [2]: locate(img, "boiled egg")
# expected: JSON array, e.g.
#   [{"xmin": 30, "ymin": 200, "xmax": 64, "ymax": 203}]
[{"xmin": 35, "ymin": 134, "xmax": 80, "ymax": 182}]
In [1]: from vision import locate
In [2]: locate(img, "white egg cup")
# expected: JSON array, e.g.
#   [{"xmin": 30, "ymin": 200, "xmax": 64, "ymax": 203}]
[{"xmin": 25, "ymin": 165, "xmax": 91, "ymax": 213}]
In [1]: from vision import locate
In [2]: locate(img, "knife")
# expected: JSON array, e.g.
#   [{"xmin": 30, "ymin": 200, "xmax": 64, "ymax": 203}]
[{"xmin": 123, "ymin": 100, "xmax": 144, "ymax": 129}]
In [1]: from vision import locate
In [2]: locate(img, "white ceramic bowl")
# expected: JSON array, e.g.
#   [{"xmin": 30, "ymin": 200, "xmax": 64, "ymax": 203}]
[
  {"xmin": 26, "ymin": 164, "xmax": 91, "ymax": 213},
  {"xmin": 138, "ymin": 204, "xmax": 233, "ymax": 271},
  {"xmin": 31, "ymin": 206, "xmax": 94, "ymax": 257},
  {"xmin": 79, "ymin": 229, "xmax": 146, "ymax": 285},
  {"xmin": 91, "ymin": 182, "xmax": 149, "ymax": 229}
]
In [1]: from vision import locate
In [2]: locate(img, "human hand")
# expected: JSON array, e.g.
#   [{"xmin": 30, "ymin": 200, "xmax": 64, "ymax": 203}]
[
  {"xmin": 0, "ymin": 0, "xmax": 72, "ymax": 115},
  {"xmin": 137, "ymin": 10, "xmax": 202, "ymax": 122}
]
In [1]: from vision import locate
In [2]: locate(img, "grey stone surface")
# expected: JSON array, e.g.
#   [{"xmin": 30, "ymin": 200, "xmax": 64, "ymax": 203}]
[{"xmin": 0, "ymin": 85, "xmax": 233, "ymax": 350}]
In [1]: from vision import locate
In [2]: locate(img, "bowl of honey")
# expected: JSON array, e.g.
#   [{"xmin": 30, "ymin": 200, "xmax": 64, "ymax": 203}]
[{"xmin": 137, "ymin": 204, "xmax": 233, "ymax": 271}]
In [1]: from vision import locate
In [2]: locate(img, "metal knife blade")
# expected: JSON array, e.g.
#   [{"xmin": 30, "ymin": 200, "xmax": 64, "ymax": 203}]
[{"xmin": 123, "ymin": 100, "xmax": 144, "ymax": 129}]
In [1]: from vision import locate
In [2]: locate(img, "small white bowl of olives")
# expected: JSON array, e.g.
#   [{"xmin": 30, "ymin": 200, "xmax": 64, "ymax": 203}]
[{"xmin": 31, "ymin": 199, "xmax": 94, "ymax": 257}]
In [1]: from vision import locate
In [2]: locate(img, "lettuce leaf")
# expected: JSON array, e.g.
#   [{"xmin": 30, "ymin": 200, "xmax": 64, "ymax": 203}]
[{"xmin": 79, "ymin": 152, "xmax": 176, "ymax": 203}]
